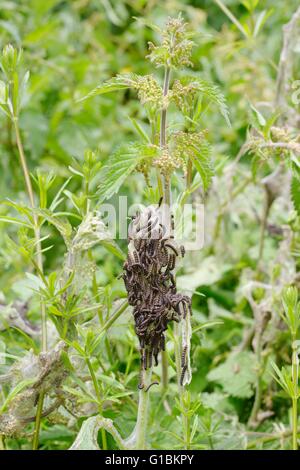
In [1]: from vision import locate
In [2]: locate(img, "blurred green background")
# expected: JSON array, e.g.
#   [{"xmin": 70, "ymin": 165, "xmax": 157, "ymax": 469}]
[{"xmin": 0, "ymin": 0, "xmax": 300, "ymax": 450}]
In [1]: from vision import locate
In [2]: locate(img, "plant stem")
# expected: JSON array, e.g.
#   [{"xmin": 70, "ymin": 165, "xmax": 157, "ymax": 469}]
[
  {"xmin": 32, "ymin": 390, "xmax": 45, "ymax": 450},
  {"xmin": 86, "ymin": 358, "xmax": 107, "ymax": 450},
  {"xmin": 292, "ymin": 334, "xmax": 298, "ymax": 450},
  {"xmin": 159, "ymin": 66, "xmax": 171, "ymax": 388},
  {"xmin": 99, "ymin": 300, "xmax": 128, "ymax": 335},
  {"xmin": 13, "ymin": 119, "xmax": 35, "ymax": 209},
  {"xmin": 13, "ymin": 118, "xmax": 48, "ymax": 450},
  {"xmin": 174, "ymin": 323, "xmax": 182, "ymax": 392},
  {"xmin": 160, "ymin": 65, "xmax": 171, "ymax": 207},
  {"xmin": 135, "ymin": 368, "xmax": 152, "ymax": 449},
  {"xmin": 160, "ymin": 67, "xmax": 171, "ymax": 149},
  {"xmin": 161, "ymin": 350, "xmax": 168, "ymax": 390},
  {"xmin": 292, "ymin": 398, "xmax": 298, "ymax": 450},
  {"xmin": 174, "ymin": 322, "xmax": 190, "ymax": 449},
  {"xmin": 13, "ymin": 119, "xmax": 47, "ymax": 350},
  {"xmin": 88, "ymin": 249, "xmax": 114, "ymax": 367}
]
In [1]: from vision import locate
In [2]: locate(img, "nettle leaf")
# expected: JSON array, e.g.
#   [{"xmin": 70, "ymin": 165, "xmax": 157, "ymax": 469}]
[
  {"xmin": 190, "ymin": 139, "xmax": 213, "ymax": 191},
  {"xmin": 207, "ymin": 351, "xmax": 257, "ymax": 398},
  {"xmin": 78, "ymin": 73, "xmax": 162, "ymax": 108},
  {"xmin": 193, "ymin": 78, "xmax": 230, "ymax": 126},
  {"xmin": 172, "ymin": 132, "xmax": 213, "ymax": 191},
  {"xmin": 77, "ymin": 74, "xmax": 139, "ymax": 102},
  {"xmin": 97, "ymin": 143, "xmax": 157, "ymax": 201},
  {"xmin": 291, "ymin": 176, "xmax": 300, "ymax": 216},
  {"xmin": 173, "ymin": 76, "xmax": 230, "ymax": 125}
]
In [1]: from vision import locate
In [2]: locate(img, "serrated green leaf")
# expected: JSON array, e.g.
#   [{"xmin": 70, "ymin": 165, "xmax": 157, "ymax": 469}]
[
  {"xmin": 291, "ymin": 176, "xmax": 300, "ymax": 216},
  {"xmin": 190, "ymin": 140, "xmax": 213, "ymax": 191},
  {"xmin": 97, "ymin": 143, "xmax": 157, "ymax": 201},
  {"xmin": 77, "ymin": 74, "xmax": 138, "ymax": 103},
  {"xmin": 195, "ymin": 78, "xmax": 230, "ymax": 126},
  {"xmin": 180, "ymin": 76, "xmax": 230, "ymax": 125}
]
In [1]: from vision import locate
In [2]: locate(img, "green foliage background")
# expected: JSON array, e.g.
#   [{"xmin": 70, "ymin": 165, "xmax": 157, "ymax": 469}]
[{"xmin": 0, "ymin": 0, "xmax": 300, "ymax": 450}]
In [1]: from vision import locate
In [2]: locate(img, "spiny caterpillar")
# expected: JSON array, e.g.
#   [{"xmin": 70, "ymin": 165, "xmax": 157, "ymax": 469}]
[{"xmin": 122, "ymin": 201, "xmax": 192, "ymax": 388}]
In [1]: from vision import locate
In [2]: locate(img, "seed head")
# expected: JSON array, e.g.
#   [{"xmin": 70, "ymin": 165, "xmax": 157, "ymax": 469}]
[{"xmin": 147, "ymin": 15, "xmax": 194, "ymax": 69}]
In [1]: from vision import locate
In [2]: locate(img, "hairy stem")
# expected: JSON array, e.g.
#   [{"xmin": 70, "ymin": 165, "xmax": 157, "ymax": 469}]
[
  {"xmin": 13, "ymin": 119, "xmax": 47, "ymax": 350},
  {"xmin": 159, "ymin": 66, "xmax": 172, "ymax": 388},
  {"xmin": 86, "ymin": 358, "xmax": 107, "ymax": 450},
  {"xmin": 161, "ymin": 350, "xmax": 169, "ymax": 390},
  {"xmin": 160, "ymin": 65, "xmax": 171, "ymax": 207},
  {"xmin": 135, "ymin": 368, "xmax": 152, "ymax": 449},
  {"xmin": 160, "ymin": 67, "xmax": 171, "ymax": 149},
  {"xmin": 174, "ymin": 322, "xmax": 190, "ymax": 449},
  {"xmin": 292, "ymin": 335, "xmax": 298, "ymax": 450},
  {"xmin": 292, "ymin": 398, "xmax": 298, "ymax": 450}
]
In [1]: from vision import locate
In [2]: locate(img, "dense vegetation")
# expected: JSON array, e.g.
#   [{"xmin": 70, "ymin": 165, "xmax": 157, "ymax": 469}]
[{"xmin": 0, "ymin": 0, "xmax": 300, "ymax": 451}]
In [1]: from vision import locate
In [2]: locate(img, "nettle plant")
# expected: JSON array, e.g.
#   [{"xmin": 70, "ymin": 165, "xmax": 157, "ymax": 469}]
[
  {"xmin": 0, "ymin": 16, "xmax": 228, "ymax": 450},
  {"xmin": 77, "ymin": 14, "xmax": 229, "ymax": 450}
]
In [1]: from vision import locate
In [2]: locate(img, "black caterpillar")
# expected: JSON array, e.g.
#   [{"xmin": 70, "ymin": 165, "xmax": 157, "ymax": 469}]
[{"xmin": 122, "ymin": 202, "xmax": 192, "ymax": 386}]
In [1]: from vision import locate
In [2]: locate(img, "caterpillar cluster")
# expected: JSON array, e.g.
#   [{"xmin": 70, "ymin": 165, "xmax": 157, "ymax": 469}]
[{"xmin": 122, "ymin": 201, "xmax": 191, "ymax": 387}]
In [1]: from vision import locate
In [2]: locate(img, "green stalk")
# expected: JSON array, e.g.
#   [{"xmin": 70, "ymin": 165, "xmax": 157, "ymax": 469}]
[
  {"xmin": 32, "ymin": 390, "xmax": 45, "ymax": 450},
  {"xmin": 133, "ymin": 66, "xmax": 172, "ymax": 447},
  {"xmin": 13, "ymin": 118, "xmax": 48, "ymax": 450},
  {"xmin": 292, "ymin": 398, "xmax": 298, "ymax": 450},
  {"xmin": 292, "ymin": 335, "xmax": 298, "ymax": 450},
  {"xmin": 87, "ymin": 256, "xmax": 128, "ymax": 449},
  {"xmin": 99, "ymin": 300, "xmax": 128, "ymax": 335},
  {"xmin": 174, "ymin": 323, "xmax": 182, "ymax": 392},
  {"xmin": 13, "ymin": 119, "xmax": 47, "ymax": 351},
  {"xmin": 174, "ymin": 322, "xmax": 190, "ymax": 449},
  {"xmin": 160, "ymin": 66, "xmax": 171, "ymax": 388},
  {"xmin": 135, "ymin": 368, "xmax": 152, "ymax": 449},
  {"xmin": 160, "ymin": 66, "xmax": 171, "ymax": 149},
  {"xmin": 86, "ymin": 358, "xmax": 107, "ymax": 450},
  {"xmin": 88, "ymin": 249, "xmax": 114, "ymax": 367}
]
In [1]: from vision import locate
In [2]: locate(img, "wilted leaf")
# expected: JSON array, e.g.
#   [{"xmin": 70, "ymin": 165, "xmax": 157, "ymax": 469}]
[{"xmin": 70, "ymin": 416, "xmax": 126, "ymax": 450}]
